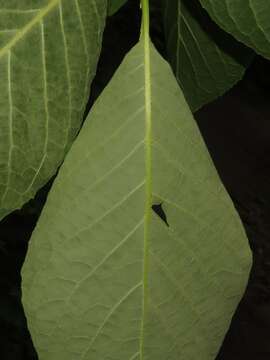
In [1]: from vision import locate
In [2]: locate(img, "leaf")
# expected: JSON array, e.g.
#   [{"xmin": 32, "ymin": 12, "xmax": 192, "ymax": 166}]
[
  {"xmin": 22, "ymin": 31, "xmax": 252, "ymax": 359},
  {"xmin": 199, "ymin": 0, "xmax": 270, "ymax": 59},
  {"xmin": 0, "ymin": 0, "xmax": 106, "ymax": 220},
  {"xmin": 163, "ymin": 0, "xmax": 254, "ymax": 111},
  {"xmin": 108, "ymin": 0, "xmax": 128, "ymax": 16}
]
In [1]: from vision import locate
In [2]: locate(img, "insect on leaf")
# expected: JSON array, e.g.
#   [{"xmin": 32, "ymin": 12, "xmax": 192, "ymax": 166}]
[
  {"xmin": 22, "ymin": 17, "xmax": 252, "ymax": 360},
  {"xmin": 0, "ymin": 0, "xmax": 106, "ymax": 220}
]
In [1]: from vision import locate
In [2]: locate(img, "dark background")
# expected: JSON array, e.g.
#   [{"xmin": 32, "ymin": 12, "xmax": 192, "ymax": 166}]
[{"xmin": 0, "ymin": 1, "xmax": 269, "ymax": 359}]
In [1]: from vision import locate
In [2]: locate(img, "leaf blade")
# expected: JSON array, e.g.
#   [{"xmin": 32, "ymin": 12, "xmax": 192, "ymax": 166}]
[
  {"xmin": 22, "ymin": 36, "xmax": 252, "ymax": 359},
  {"xmin": 0, "ymin": 0, "xmax": 106, "ymax": 219},
  {"xmin": 163, "ymin": 0, "xmax": 254, "ymax": 111},
  {"xmin": 108, "ymin": 0, "xmax": 128, "ymax": 16},
  {"xmin": 199, "ymin": 0, "xmax": 270, "ymax": 59}
]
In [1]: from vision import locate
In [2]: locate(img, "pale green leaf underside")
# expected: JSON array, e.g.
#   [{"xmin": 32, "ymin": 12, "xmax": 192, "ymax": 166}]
[
  {"xmin": 164, "ymin": 0, "xmax": 254, "ymax": 112},
  {"xmin": 0, "ymin": 0, "xmax": 106, "ymax": 220},
  {"xmin": 199, "ymin": 0, "xmax": 270, "ymax": 59},
  {"xmin": 22, "ymin": 37, "xmax": 252, "ymax": 359},
  {"xmin": 108, "ymin": 0, "xmax": 127, "ymax": 16}
]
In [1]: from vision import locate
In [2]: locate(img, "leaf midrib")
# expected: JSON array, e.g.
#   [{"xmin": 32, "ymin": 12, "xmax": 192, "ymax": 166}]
[
  {"xmin": 0, "ymin": 0, "xmax": 60, "ymax": 59},
  {"xmin": 140, "ymin": 0, "xmax": 152, "ymax": 358}
]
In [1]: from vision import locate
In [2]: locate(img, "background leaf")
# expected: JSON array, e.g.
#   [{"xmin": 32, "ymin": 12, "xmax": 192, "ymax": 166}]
[
  {"xmin": 0, "ymin": 0, "xmax": 106, "ymax": 220},
  {"xmin": 108, "ymin": 0, "xmax": 128, "ymax": 16},
  {"xmin": 163, "ymin": 0, "xmax": 254, "ymax": 111},
  {"xmin": 199, "ymin": 0, "xmax": 270, "ymax": 59},
  {"xmin": 22, "ymin": 34, "xmax": 251, "ymax": 359}
]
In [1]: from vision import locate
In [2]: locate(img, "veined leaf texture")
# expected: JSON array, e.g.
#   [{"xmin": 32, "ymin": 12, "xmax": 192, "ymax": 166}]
[
  {"xmin": 199, "ymin": 0, "xmax": 270, "ymax": 59},
  {"xmin": 22, "ymin": 14, "xmax": 252, "ymax": 360},
  {"xmin": 108, "ymin": 0, "xmax": 254, "ymax": 111},
  {"xmin": 0, "ymin": 0, "xmax": 106, "ymax": 220},
  {"xmin": 164, "ymin": 0, "xmax": 254, "ymax": 111}
]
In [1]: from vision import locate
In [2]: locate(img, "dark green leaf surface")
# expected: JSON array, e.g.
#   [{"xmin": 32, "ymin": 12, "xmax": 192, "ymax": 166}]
[
  {"xmin": 22, "ymin": 33, "xmax": 252, "ymax": 359},
  {"xmin": 0, "ymin": 0, "xmax": 106, "ymax": 220},
  {"xmin": 199, "ymin": 0, "xmax": 270, "ymax": 59},
  {"xmin": 108, "ymin": 0, "xmax": 128, "ymax": 16},
  {"xmin": 164, "ymin": 0, "xmax": 254, "ymax": 111}
]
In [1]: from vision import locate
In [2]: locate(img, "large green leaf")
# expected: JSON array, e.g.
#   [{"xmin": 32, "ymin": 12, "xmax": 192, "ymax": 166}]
[
  {"xmin": 0, "ymin": 0, "xmax": 106, "ymax": 220},
  {"xmin": 199, "ymin": 0, "xmax": 270, "ymax": 59},
  {"xmin": 22, "ymin": 21, "xmax": 252, "ymax": 360},
  {"xmin": 108, "ymin": 0, "xmax": 128, "ymax": 16},
  {"xmin": 163, "ymin": 0, "xmax": 254, "ymax": 111}
]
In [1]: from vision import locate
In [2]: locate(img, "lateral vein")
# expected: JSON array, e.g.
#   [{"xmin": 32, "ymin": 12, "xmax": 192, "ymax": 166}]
[
  {"xmin": 2, "ymin": 50, "xmax": 14, "ymax": 202},
  {"xmin": 21, "ymin": 21, "xmax": 49, "ymax": 195},
  {"xmin": 0, "ymin": 0, "xmax": 60, "ymax": 59}
]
